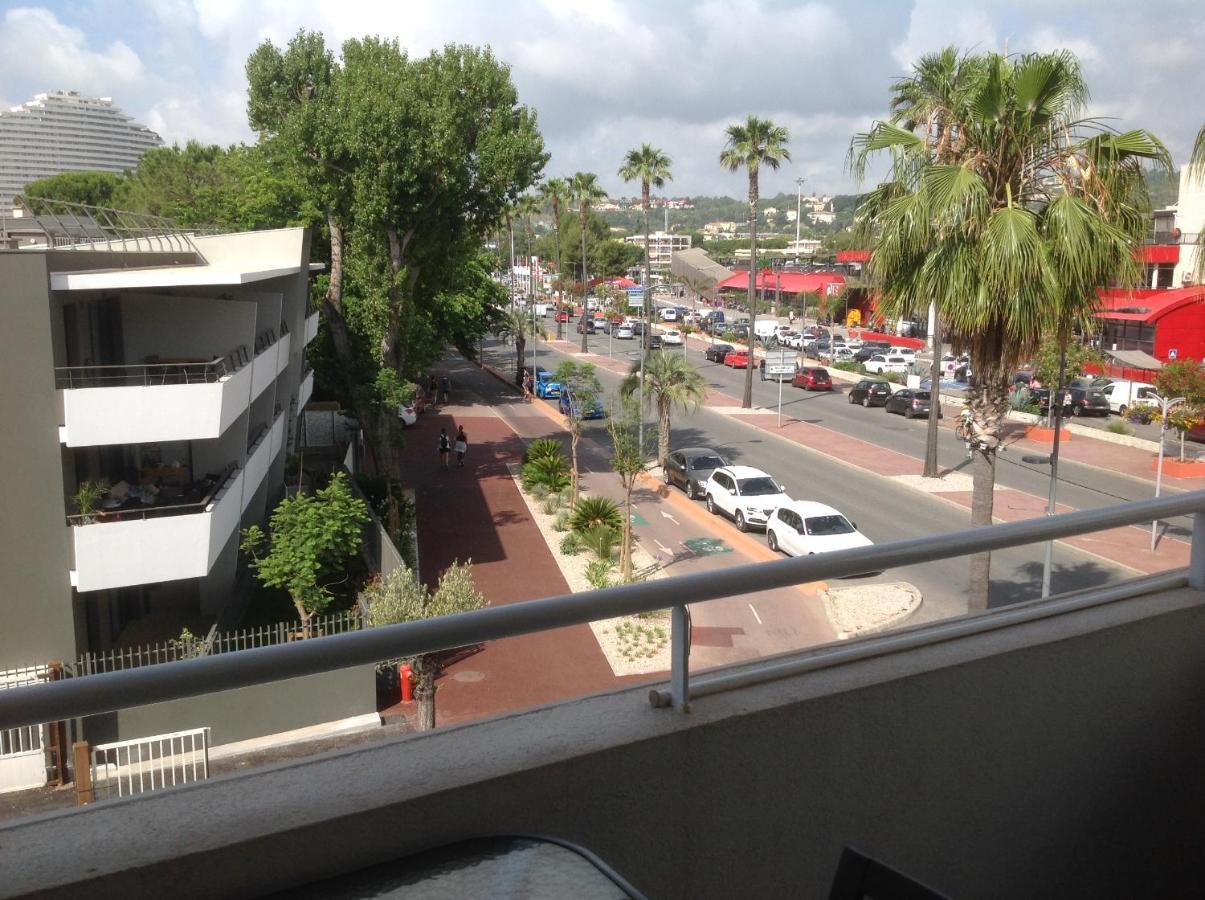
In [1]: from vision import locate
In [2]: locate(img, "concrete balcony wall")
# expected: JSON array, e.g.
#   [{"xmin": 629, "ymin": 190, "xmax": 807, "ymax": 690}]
[
  {"xmin": 297, "ymin": 369, "xmax": 314, "ymax": 414},
  {"xmin": 12, "ymin": 581, "xmax": 1202, "ymax": 898},
  {"xmin": 70, "ymin": 468, "xmax": 245, "ymax": 593},
  {"xmin": 304, "ymin": 311, "xmax": 319, "ymax": 345},
  {"xmin": 242, "ymin": 411, "xmax": 285, "ymax": 513}
]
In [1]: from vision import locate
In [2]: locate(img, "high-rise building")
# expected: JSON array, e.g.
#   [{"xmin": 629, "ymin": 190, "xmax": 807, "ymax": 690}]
[{"xmin": 0, "ymin": 91, "xmax": 162, "ymax": 211}]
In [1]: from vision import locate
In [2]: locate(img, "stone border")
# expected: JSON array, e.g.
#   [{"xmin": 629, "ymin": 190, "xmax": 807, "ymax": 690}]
[{"xmin": 821, "ymin": 581, "xmax": 922, "ymax": 640}]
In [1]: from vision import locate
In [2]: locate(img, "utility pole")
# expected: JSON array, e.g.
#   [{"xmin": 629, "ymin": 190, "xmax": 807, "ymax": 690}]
[{"xmin": 794, "ymin": 177, "xmax": 805, "ymax": 261}]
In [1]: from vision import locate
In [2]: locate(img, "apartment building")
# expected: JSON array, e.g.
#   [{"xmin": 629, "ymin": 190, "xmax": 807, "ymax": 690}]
[
  {"xmin": 0, "ymin": 92, "xmax": 162, "ymax": 211},
  {"xmin": 0, "ymin": 222, "xmax": 320, "ymax": 672},
  {"xmin": 623, "ymin": 230, "xmax": 691, "ymax": 273}
]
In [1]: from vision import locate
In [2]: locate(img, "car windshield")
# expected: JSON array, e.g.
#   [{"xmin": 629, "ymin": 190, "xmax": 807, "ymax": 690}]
[
  {"xmin": 914, "ymin": 391, "xmax": 931, "ymax": 401},
  {"xmin": 813, "ymin": 369, "xmax": 830, "ymax": 378},
  {"xmin": 691, "ymin": 456, "xmax": 726, "ymax": 470},
  {"xmin": 737, "ymin": 477, "xmax": 781, "ymax": 496},
  {"xmin": 1086, "ymin": 391, "xmax": 1106, "ymax": 400},
  {"xmin": 805, "ymin": 515, "xmax": 854, "ymax": 536}
]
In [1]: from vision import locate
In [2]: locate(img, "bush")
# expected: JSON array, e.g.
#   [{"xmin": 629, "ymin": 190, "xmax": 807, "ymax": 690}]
[
  {"xmin": 530, "ymin": 482, "xmax": 550, "ymax": 501},
  {"xmin": 569, "ymin": 495, "xmax": 623, "ymax": 535},
  {"xmin": 585, "ymin": 559, "xmax": 614, "ymax": 590},
  {"xmin": 1107, "ymin": 420, "xmax": 1134, "ymax": 435},
  {"xmin": 552, "ymin": 511, "xmax": 570, "ymax": 532},
  {"xmin": 559, "ymin": 532, "xmax": 582, "ymax": 555},
  {"xmin": 579, "ymin": 524, "xmax": 618, "ymax": 561},
  {"xmin": 521, "ymin": 453, "xmax": 571, "ymax": 493},
  {"xmin": 832, "ymin": 360, "xmax": 862, "ymax": 373},
  {"xmin": 883, "ymin": 372, "xmax": 904, "ymax": 384},
  {"xmin": 524, "ymin": 437, "xmax": 565, "ymax": 467},
  {"xmin": 1126, "ymin": 406, "xmax": 1157, "ymax": 425},
  {"xmin": 542, "ymin": 494, "xmax": 562, "ymax": 515}
]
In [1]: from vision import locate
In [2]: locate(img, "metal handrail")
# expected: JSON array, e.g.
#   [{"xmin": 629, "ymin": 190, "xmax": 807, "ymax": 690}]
[
  {"xmin": 4, "ymin": 491, "xmax": 1204, "ymax": 730},
  {"xmin": 56, "ymin": 356, "xmax": 235, "ymax": 389},
  {"xmin": 65, "ymin": 463, "xmax": 238, "ymax": 526}
]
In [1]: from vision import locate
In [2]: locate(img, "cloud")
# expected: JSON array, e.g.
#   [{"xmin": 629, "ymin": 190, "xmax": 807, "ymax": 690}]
[
  {"xmin": 0, "ymin": 7, "xmax": 145, "ymax": 90},
  {"xmin": 892, "ymin": 0, "xmax": 998, "ymax": 69},
  {"xmin": 1027, "ymin": 26, "xmax": 1100, "ymax": 65}
]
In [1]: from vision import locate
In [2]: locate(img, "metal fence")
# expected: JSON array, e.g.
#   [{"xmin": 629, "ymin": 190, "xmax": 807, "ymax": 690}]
[
  {"xmin": 91, "ymin": 728, "xmax": 210, "ymax": 800},
  {"xmin": 12, "ymin": 197, "xmax": 211, "ymax": 253}
]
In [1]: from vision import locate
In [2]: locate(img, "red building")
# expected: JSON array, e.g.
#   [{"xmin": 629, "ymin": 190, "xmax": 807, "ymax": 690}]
[
  {"xmin": 1096, "ymin": 286, "xmax": 1205, "ymax": 366},
  {"xmin": 716, "ymin": 269, "xmax": 846, "ymax": 299}
]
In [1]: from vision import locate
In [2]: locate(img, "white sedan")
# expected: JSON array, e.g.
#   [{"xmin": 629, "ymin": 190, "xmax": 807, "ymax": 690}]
[
  {"xmin": 766, "ymin": 501, "xmax": 873, "ymax": 557},
  {"xmin": 661, "ymin": 308, "xmax": 679, "ymax": 322},
  {"xmin": 615, "ymin": 325, "xmax": 634, "ymax": 339},
  {"xmin": 660, "ymin": 328, "xmax": 684, "ymax": 346}
]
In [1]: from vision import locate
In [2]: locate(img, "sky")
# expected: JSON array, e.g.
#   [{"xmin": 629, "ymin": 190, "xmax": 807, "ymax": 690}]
[{"xmin": 1, "ymin": 0, "xmax": 1202, "ymax": 199}]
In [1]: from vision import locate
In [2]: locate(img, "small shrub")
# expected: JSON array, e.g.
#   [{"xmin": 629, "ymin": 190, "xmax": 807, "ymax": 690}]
[
  {"xmin": 580, "ymin": 524, "xmax": 618, "ymax": 560},
  {"xmin": 1020, "ymin": 402, "xmax": 1041, "ymax": 416},
  {"xmin": 524, "ymin": 437, "xmax": 564, "ymax": 466},
  {"xmin": 559, "ymin": 532, "xmax": 582, "ymax": 555},
  {"xmin": 552, "ymin": 511, "xmax": 570, "ymax": 532},
  {"xmin": 585, "ymin": 559, "xmax": 614, "ymax": 589},
  {"xmin": 569, "ymin": 495, "xmax": 623, "ymax": 535},
  {"xmin": 531, "ymin": 483, "xmax": 550, "ymax": 501},
  {"xmin": 542, "ymin": 494, "xmax": 562, "ymax": 515},
  {"xmin": 1107, "ymin": 420, "xmax": 1134, "ymax": 436},
  {"xmin": 883, "ymin": 371, "xmax": 904, "ymax": 384},
  {"xmin": 1126, "ymin": 406, "xmax": 1157, "ymax": 425},
  {"xmin": 521, "ymin": 453, "xmax": 571, "ymax": 494},
  {"xmin": 832, "ymin": 360, "xmax": 862, "ymax": 373}
]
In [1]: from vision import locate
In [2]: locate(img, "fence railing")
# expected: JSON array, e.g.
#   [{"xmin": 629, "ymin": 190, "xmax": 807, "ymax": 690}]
[
  {"xmin": 12, "ymin": 197, "xmax": 213, "ymax": 253},
  {"xmin": 1, "ymin": 492, "xmax": 1203, "ymax": 731},
  {"xmin": 0, "ymin": 663, "xmax": 50, "ymax": 691},
  {"xmin": 65, "ymin": 462, "xmax": 238, "ymax": 526},
  {"xmin": 90, "ymin": 728, "xmax": 210, "ymax": 800}
]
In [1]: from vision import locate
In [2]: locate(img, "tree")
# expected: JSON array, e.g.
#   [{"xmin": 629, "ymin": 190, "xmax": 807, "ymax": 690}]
[
  {"xmin": 1191, "ymin": 124, "xmax": 1205, "ymax": 283},
  {"xmin": 540, "ymin": 177, "xmax": 571, "ymax": 339},
  {"xmin": 554, "ymin": 359, "xmax": 603, "ymax": 503},
  {"xmin": 240, "ymin": 472, "xmax": 369, "ymax": 637},
  {"xmin": 720, "ymin": 117, "xmax": 791, "ymax": 408},
  {"xmin": 1032, "ymin": 336, "xmax": 1104, "ymax": 393},
  {"xmin": 619, "ymin": 144, "xmax": 673, "ymax": 342},
  {"xmin": 622, "ymin": 351, "xmax": 707, "ymax": 467},
  {"xmin": 495, "ymin": 305, "xmax": 540, "ymax": 385},
  {"xmin": 20, "ymin": 170, "xmax": 124, "ymax": 207},
  {"xmin": 360, "ymin": 560, "xmax": 486, "ymax": 730},
  {"xmin": 570, "ymin": 172, "xmax": 607, "ymax": 352},
  {"xmin": 607, "ymin": 396, "xmax": 646, "ymax": 581},
  {"xmin": 852, "ymin": 48, "xmax": 1168, "ymax": 610},
  {"xmin": 1154, "ymin": 358, "xmax": 1205, "ymax": 404}
]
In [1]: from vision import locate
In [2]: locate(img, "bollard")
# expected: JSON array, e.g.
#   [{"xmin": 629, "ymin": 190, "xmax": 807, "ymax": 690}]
[
  {"xmin": 72, "ymin": 741, "xmax": 93, "ymax": 805},
  {"xmin": 399, "ymin": 662, "xmax": 413, "ymax": 702}
]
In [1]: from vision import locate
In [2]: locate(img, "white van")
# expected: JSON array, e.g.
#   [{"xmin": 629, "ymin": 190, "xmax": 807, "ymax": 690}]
[
  {"xmin": 753, "ymin": 319, "xmax": 781, "ymax": 341},
  {"xmin": 1101, "ymin": 380, "xmax": 1158, "ymax": 415}
]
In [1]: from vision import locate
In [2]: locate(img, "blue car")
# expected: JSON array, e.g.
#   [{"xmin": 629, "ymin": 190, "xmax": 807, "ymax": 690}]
[
  {"xmin": 559, "ymin": 386, "xmax": 605, "ymax": 420},
  {"xmin": 534, "ymin": 367, "xmax": 561, "ymax": 399}
]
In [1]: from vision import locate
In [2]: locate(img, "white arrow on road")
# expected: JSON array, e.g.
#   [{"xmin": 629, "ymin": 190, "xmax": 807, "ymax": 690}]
[
  {"xmin": 654, "ymin": 539, "xmax": 673, "ymax": 555},
  {"xmin": 661, "ymin": 511, "xmax": 679, "ymax": 525}
]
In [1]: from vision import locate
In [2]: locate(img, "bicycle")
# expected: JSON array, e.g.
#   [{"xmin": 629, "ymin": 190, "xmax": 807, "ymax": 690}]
[{"xmin": 955, "ymin": 413, "xmax": 976, "ymax": 458}]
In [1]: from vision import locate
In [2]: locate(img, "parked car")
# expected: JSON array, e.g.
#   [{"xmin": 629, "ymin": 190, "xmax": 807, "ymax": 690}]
[
  {"xmin": 615, "ymin": 324, "xmax": 634, "ymax": 340},
  {"xmin": 559, "ymin": 385, "xmax": 605, "ymax": 419},
  {"xmin": 705, "ymin": 342, "xmax": 735, "ymax": 363},
  {"xmin": 766, "ymin": 501, "xmax": 872, "ymax": 558},
  {"xmin": 1067, "ymin": 387, "xmax": 1111, "ymax": 417},
  {"xmin": 848, "ymin": 379, "xmax": 893, "ymax": 407},
  {"xmin": 576, "ymin": 317, "xmax": 596, "ymax": 334},
  {"xmin": 397, "ymin": 402, "xmax": 418, "ymax": 428},
  {"xmin": 853, "ymin": 346, "xmax": 881, "ymax": 364},
  {"xmin": 534, "ymin": 367, "xmax": 561, "ymax": 399},
  {"xmin": 1030, "ymin": 388, "xmax": 1072, "ymax": 417},
  {"xmin": 793, "ymin": 367, "xmax": 833, "ymax": 391},
  {"xmin": 704, "ymin": 465, "xmax": 791, "ymax": 532},
  {"xmin": 781, "ymin": 331, "xmax": 804, "ymax": 349},
  {"xmin": 803, "ymin": 339, "xmax": 832, "ymax": 358},
  {"xmin": 661, "ymin": 308, "xmax": 679, "ymax": 322},
  {"xmin": 724, "ymin": 349, "xmax": 751, "ymax": 368},
  {"xmin": 555, "ymin": 310, "xmax": 571, "ymax": 323},
  {"xmin": 660, "ymin": 328, "xmax": 684, "ymax": 346},
  {"xmin": 884, "ymin": 388, "xmax": 940, "ymax": 419},
  {"xmin": 1100, "ymin": 380, "xmax": 1158, "ymax": 415},
  {"xmin": 646, "ymin": 334, "xmax": 664, "ymax": 351},
  {"xmin": 893, "ymin": 347, "xmax": 919, "ymax": 362},
  {"xmin": 663, "ymin": 447, "xmax": 729, "ymax": 500},
  {"xmin": 865, "ymin": 354, "xmax": 910, "ymax": 375}
]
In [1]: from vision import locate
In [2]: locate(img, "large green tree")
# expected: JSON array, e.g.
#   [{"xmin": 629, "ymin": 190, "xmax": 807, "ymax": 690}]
[
  {"xmin": 720, "ymin": 116, "xmax": 791, "ymax": 408},
  {"xmin": 852, "ymin": 48, "xmax": 1168, "ymax": 609},
  {"xmin": 20, "ymin": 170, "xmax": 123, "ymax": 207}
]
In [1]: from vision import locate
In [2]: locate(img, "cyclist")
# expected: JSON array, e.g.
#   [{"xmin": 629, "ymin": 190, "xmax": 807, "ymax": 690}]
[{"xmin": 956, "ymin": 408, "xmax": 976, "ymax": 458}]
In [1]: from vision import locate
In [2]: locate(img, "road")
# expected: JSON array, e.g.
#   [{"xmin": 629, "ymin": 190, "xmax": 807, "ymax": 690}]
[{"xmin": 486, "ymin": 335, "xmax": 1140, "ymax": 613}]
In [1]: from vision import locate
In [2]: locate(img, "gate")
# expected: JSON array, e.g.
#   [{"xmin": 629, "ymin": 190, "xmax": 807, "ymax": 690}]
[{"xmin": 90, "ymin": 727, "xmax": 211, "ymax": 800}]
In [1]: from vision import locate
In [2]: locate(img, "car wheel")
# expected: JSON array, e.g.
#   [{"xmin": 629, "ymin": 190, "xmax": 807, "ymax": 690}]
[
  {"xmin": 687, "ymin": 481, "xmax": 699, "ymax": 500},
  {"xmin": 663, "ymin": 468, "xmax": 672, "ymax": 485},
  {"xmin": 1119, "ymin": 405, "xmax": 1128, "ymax": 416},
  {"xmin": 1071, "ymin": 405, "xmax": 1081, "ymax": 417},
  {"xmin": 706, "ymin": 495, "xmax": 718, "ymax": 515},
  {"xmin": 848, "ymin": 392, "xmax": 857, "ymax": 404},
  {"xmin": 767, "ymin": 529, "xmax": 779, "ymax": 552},
  {"xmin": 735, "ymin": 511, "xmax": 748, "ymax": 532},
  {"xmin": 862, "ymin": 397, "xmax": 871, "ymax": 408},
  {"xmin": 904, "ymin": 407, "xmax": 913, "ymax": 419}
]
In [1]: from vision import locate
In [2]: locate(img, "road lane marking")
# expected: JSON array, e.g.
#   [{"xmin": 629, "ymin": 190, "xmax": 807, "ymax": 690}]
[
  {"xmin": 654, "ymin": 539, "xmax": 672, "ymax": 555},
  {"xmin": 661, "ymin": 511, "xmax": 679, "ymax": 524},
  {"xmin": 748, "ymin": 603, "xmax": 763, "ymax": 625}
]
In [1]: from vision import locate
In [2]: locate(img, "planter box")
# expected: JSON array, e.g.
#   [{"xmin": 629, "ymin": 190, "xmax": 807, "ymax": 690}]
[
  {"xmin": 1025, "ymin": 425, "xmax": 1072, "ymax": 443},
  {"xmin": 1152, "ymin": 457, "xmax": 1205, "ymax": 479}
]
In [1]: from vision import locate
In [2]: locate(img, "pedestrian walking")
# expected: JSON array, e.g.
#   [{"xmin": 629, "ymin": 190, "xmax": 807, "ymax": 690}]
[
  {"xmin": 440, "ymin": 374, "xmax": 450, "ymax": 404},
  {"xmin": 522, "ymin": 368, "xmax": 534, "ymax": 402},
  {"xmin": 454, "ymin": 425, "xmax": 468, "ymax": 467},
  {"xmin": 438, "ymin": 427, "xmax": 451, "ymax": 469},
  {"xmin": 427, "ymin": 374, "xmax": 439, "ymax": 406}
]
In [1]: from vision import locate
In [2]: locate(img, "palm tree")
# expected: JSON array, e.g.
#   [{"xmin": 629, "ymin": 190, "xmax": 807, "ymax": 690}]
[
  {"xmin": 540, "ymin": 177, "xmax": 570, "ymax": 339},
  {"xmin": 721, "ymin": 117, "xmax": 791, "ymax": 408},
  {"xmin": 570, "ymin": 172, "xmax": 607, "ymax": 352},
  {"xmin": 1190, "ymin": 124, "xmax": 1205, "ymax": 283},
  {"xmin": 622, "ymin": 352, "xmax": 707, "ymax": 467},
  {"xmin": 495, "ymin": 306, "xmax": 540, "ymax": 386},
  {"xmin": 619, "ymin": 144, "xmax": 674, "ymax": 326},
  {"xmin": 852, "ymin": 48, "xmax": 1169, "ymax": 610},
  {"xmin": 515, "ymin": 192, "xmax": 542, "ymax": 300}
]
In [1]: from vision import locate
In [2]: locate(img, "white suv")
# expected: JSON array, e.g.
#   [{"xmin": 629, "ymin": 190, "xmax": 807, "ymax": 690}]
[
  {"xmin": 865, "ymin": 354, "xmax": 910, "ymax": 375},
  {"xmin": 704, "ymin": 465, "xmax": 791, "ymax": 532}
]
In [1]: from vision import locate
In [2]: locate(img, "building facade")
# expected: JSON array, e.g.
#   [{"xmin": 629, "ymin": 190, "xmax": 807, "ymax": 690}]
[
  {"xmin": 0, "ymin": 225, "xmax": 319, "ymax": 671},
  {"xmin": 0, "ymin": 92, "xmax": 162, "ymax": 211},
  {"xmin": 623, "ymin": 231, "xmax": 691, "ymax": 273}
]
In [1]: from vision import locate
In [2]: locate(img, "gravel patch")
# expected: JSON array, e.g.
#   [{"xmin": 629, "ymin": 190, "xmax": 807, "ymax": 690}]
[
  {"xmin": 822, "ymin": 581, "xmax": 922, "ymax": 640},
  {"xmin": 889, "ymin": 471, "xmax": 1003, "ymax": 493},
  {"xmin": 508, "ymin": 465, "xmax": 670, "ymax": 676}
]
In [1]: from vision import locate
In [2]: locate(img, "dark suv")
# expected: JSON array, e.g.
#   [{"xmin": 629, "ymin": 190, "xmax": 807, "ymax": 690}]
[
  {"xmin": 848, "ymin": 379, "xmax": 892, "ymax": 407},
  {"xmin": 1068, "ymin": 388, "xmax": 1110, "ymax": 416}
]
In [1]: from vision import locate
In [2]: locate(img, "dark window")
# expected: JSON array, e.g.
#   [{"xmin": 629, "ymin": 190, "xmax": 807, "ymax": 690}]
[
  {"xmin": 692, "ymin": 456, "xmax": 725, "ymax": 470},
  {"xmin": 805, "ymin": 515, "xmax": 855, "ymax": 536},
  {"xmin": 737, "ymin": 477, "xmax": 781, "ymax": 496}
]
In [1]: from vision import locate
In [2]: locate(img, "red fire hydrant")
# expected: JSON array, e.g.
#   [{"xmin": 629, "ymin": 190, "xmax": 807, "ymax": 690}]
[{"xmin": 399, "ymin": 663, "xmax": 414, "ymax": 702}]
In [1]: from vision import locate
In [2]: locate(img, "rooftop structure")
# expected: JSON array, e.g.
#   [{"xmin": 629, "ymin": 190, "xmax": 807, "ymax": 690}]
[
  {"xmin": 623, "ymin": 230, "xmax": 691, "ymax": 273},
  {"xmin": 0, "ymin": 92, "xmax": 162, "ymax": 212}
]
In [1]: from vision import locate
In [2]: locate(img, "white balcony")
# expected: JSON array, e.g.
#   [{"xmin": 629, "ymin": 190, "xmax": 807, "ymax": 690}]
[
  {"xmin": 242, "ymin": 411, "xmax": 285, "ymax": 512},
  {"xmin": 304, "ymin": 311, "xmax": 320, "ymax": 346},
  {"xmin": 70, "ymin": 467, "xmax": 244, "ymax": 593},
  {"xmin": 250, "ymin": 332, "xmax": 290, "ymax": 404},
  {"xmin": 297, "ymin": 370, "xmax": 314, "ymax": 414}
]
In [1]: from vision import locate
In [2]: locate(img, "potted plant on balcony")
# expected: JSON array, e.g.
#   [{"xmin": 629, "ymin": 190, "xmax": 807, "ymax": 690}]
[{"xmin": 72, "ymin": 479, "xmax": 111, "ymax": 524}]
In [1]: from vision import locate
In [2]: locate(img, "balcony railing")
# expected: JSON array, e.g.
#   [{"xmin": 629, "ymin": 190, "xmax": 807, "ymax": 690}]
[
  {"xmin": 65, "ymin": 463, "xmax": 237, "ymax": 526},
  {"xmin": 5, "ymin": 490, "xmax": 1204, "ymax": 731},
  {"xmin": 54, "ymin": 352, "xmax": 244, "ymax": 389}
]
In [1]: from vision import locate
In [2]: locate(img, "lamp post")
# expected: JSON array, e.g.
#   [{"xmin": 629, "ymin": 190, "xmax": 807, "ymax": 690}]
[
  {"xmin": 1151, "ymin": 393, "xmax": 1187, "ymax": 550},
  {"xmin": 794, "ymin": 177, "xmax": 805, "ymax": 262},
  {"xmin": 1019, "ymin": 345, "xmax": 1071, "ymax": 599}
]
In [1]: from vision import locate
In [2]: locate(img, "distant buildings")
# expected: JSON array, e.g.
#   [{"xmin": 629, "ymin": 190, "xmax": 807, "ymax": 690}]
[
  {"xmin": 0, "ymin": 91, "xmax": 162, "ymax": 211},
  {"xmin": 624, "ymin": 230, "xmax": 691, "ymax": 272}
]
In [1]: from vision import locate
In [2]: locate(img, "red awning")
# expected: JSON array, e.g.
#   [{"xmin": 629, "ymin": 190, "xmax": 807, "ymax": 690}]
[
  {"xmin": 1139, "ymin": 245, "xmax": 1180, "ymax": 265},
  {"xmin": 717, "ymin": 270, "xmax": 846, "ymax": 295},
  {"xmin": 1095, "ymin": 286, "xmax": 1205, "ymax": 323},
  {"xmin": 836, "ymin": 250, "xmax": 871, "ymax": 263}
]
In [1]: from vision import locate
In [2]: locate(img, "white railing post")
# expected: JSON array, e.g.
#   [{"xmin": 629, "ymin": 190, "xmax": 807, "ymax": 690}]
[
  {"xmin": 670, "ymin": 605, "xmax": 690, "ymax": 712},
  {"xmin": 1190, "ymin": 512, "xmax": 1205, "ymax": 590}
]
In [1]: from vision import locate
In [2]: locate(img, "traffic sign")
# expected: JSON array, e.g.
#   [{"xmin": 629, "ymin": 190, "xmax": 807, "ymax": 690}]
[
  {"xmin": 1169, "ymin": 348, "xmax": 1178, "ymax": 360},
  {"xmin": 766, "ymin": 364, "xmax": 795, "ymax": 375}
]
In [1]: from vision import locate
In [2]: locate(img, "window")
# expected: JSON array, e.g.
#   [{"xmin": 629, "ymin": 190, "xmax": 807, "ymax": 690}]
[
  {"xmin": 692, "ymin": 456, "xmax": 725, "ymax": 471},
  {"xmin": 737, "ymin": 477, "xmax": 781, "ymax": 496},
  {"xmin": 806, "ymin": 515, "xmax": 855, "ymax": 536}
]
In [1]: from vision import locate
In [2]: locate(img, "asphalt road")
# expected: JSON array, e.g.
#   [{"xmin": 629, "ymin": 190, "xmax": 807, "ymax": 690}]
[{"xmin": 486, "ymin": 336, "xmax": 1139, "ymax": 613}]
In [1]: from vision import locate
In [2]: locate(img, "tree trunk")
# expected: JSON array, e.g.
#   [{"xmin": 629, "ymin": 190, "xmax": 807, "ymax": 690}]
[
  {"xmin": 659, "ymin": 397, "xmax": 671, "ymax": 468},
  {"xmin": 322, "ymin": 216, "xmax": 355, "ymax": 368},
  {"xmin": 515, "ymin": 336, "xmax": 526, "ymax": 387},
  {"xmin": 964, "ymin": 369, "xmax": 1009, "ymax": 612},
  {"xmin": 743, "ymin": 175, "xmax": 758, "ymax": 408},
  {"xmin": 967, "ymin": 444, "xmax": 995, "ymax": 612},
  {"xmin": 580, "ymin": 207, "xmax": 589, "ymax": 354},
  {"xmin": 621, "ymin": 479, "xmax": 634, "ymax": 581},
  {"xmin": 569, "ymin": 427, "xmax": 581, "ymax": 504},
  {"xmin": 413, "ymin": 656, "xmax": 436, "ymax": 731},
  {"xmin": 923, "ymin": 305, "xmax": 942, "ymax": 478},
  {"xmin": 293, "ymin": 595, "xmax": 313, "ymax": 640}
]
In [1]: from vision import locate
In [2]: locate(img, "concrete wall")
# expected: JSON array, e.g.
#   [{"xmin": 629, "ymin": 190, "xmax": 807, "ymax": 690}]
[
  {"xmin": 0, "ymin": 251, "xmax": 77, "ymax": 667},
  {"xmin": 10, "ymin": 584, "xmax": 1202, "ymax": 899},
  {"xmin": 119, "ymin": 293, "xmax": 256, "ymax": 365}
]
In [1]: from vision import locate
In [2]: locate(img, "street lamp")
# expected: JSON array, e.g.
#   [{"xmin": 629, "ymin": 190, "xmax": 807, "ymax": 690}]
[
  {"xmin": 794, "ymin": 177, "xmax": 805, "ymax": 262},
  {"xmin": 1022, "ymin": 452, "xmax": 1058, "ymax": 599},
  {"xmin": 1150, "ymin": 392, "xmax": 1187, "ymax": 550}
]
